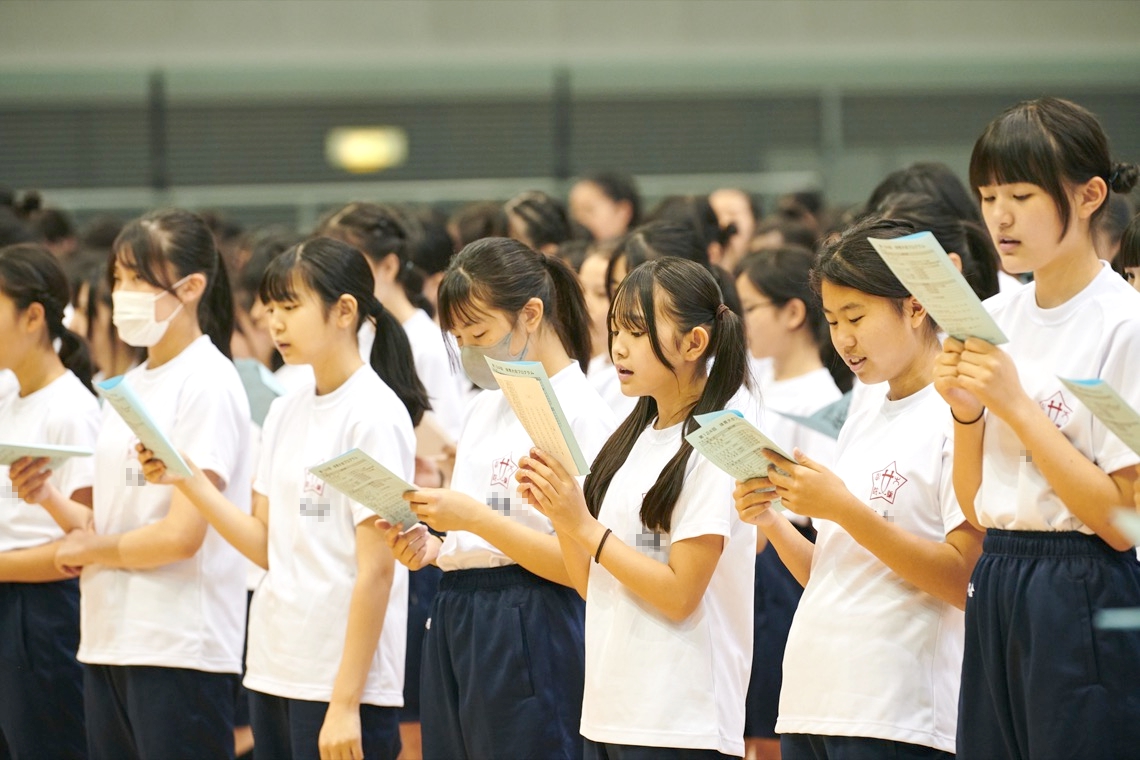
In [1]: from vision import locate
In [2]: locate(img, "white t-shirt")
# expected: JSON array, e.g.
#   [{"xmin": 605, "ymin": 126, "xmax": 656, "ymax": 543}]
[
  {"xmin": 997, "ymin": 270, "xmax": 1024, "ymax": 294},
  {"xmin": 777, "ymin": 384, "xmax": 965, "ymax": 753},
  {"xmin": 755, "ymin": 363, "xmax": 842, "ymax": 469},
  {"xmin": 0, "ymin": 369, "xmax": 17, "ymax": 402},
  {"xmin": 0, "ymin": 371, "xmax": 100, "ymax": 553},
  {"xmin": 978, "ymin": 263, "xmax": 1140, "ymax": 532},
  {"xmin": 437, "ymin": 362, "xmax": 617, "ymax": 571},
  {"xmin": 581, "ymin": 418, "xmax": 755, "ymax": 757},
  {"xmin": 398, "ymin": 309, "xmax": 466, "ymax": 441},
  {"xmin": 587, "ymin": 353, "xmax": 637, "ymax": 422},
  {"xmin": 245, "ymin": 365, "xmax": 412, "ymax": 705},
  {"xmin": 80, "ymin": 336, "xmax": 252, "ymax": 674}
]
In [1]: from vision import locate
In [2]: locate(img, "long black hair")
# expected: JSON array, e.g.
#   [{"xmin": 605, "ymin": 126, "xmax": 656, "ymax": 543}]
[
  {"xmin": 0, "ymin": 244, "xmax": 95, "ymax": 393},
  {"xmin": 111, "ymin": 208, "xmax": 235, "ymax": 359},
  {"xmin": 584, "ymin": 257, "xmax": 748, "ymax": 533},
  {"xmin": 259, "ymin": 237, "xmax": 430, "ymax": 426},
  {"xmin": 317, "ymin": 202, "xmax": 435, "ymax": 316},
  {"xmin": 970, "ymin": 97, "xmax": 1139, "ymax": 238},
  {"xmin": 437, "ymin": 237, "xmax": 592, "ymax": 373}
]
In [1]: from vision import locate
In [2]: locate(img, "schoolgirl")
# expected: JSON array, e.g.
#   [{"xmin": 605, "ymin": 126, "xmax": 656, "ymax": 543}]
[
  {"xmin": 936, "ymin": 96, "xmax": 1140, "ymax": 760},
  {"xmin": 735, "ymin": 217, "xmax": 984, "ymax": 759},
  {"xmin": 517, "ymin": 256, "xmax": 757, "ymax": 759},
  {"xmin": 0, "ymin": 244, "xmax": 99, "ymax": 759},
  {"xmin": 140, "ymin": 237, "xmax": 428, "ymax": 760},
  {"xmin": 503, "ymin": 190, "xmax": 573, "ymax": 256},
  {"xmin": 733, "ymin": 246, "xmax": 844, "ymax": 760},
  {"xmin": 11, "ymin": 209, "xmax": 252, "ymax": 759},
  {"xmin": 569, "ymin": 173, "xmax": 641, "ymax": 243},
  {"xmin": 380, "ymin": 237, "xmax": 617, "ymax": 760},
  {"xmin": 577, "ymin": 243, "xmax": 637, "ymax": 420}
]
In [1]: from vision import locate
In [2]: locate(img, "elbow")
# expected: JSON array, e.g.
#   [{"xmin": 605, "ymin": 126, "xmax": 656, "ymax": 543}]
[
  {"xmin": 662, "ymin": 595, "xmax": 703, "ymax": 624},
  {"xmin": 169, "ymin": 533, "xmax": 207, "ymax": 562}
]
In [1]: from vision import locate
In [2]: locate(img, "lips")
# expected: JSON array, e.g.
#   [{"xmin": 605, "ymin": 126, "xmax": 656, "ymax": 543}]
[
  {"xmin": 845, "ymin": 356, "xmax": 866, "ymax": 373},
  {"xmin": 997, "ymin": 237, "xmax": 1021, "ymax": 254},
  {"xmin": 615, "ymin": 364, "xmax": 634, "ymax": 382}
]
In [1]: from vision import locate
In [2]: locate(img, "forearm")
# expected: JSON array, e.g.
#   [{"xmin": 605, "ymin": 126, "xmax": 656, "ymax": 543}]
[
  {"xmin": 952, "ymin": 419, "xmax": 985, "ymax": 529},
  {"xmin": 1006, "ymin": 400, "xmax": 1133, "ymax": 548},
  {"xmin": 468, "ymin": 510, "xmax": 573, "ymax": 586},
  {"xmin": 0, "ymin": 541, "xmax": 73, "ymax": 582},
  {"xmin": 179, "ymin": 475, "xmax": 268, "ymax": 568},
  {"xmin": 38, "ymin": 487, "xmax": 92, "ymax": 532},
  {"xmin": 329, "ymin": 561, "xmax": 394, "ymax": 708},
  {"xmin": 556, "ymin": 528, "xmax": 590, "ymax": 599},
  {"xmin": 755, "ymin": 510, "xmax": 814, "ymax": 586},
  {"xmin": 78, "ymin": 521, "xmax": 201, "ymax": 570},
  {"xmin": 836, "ymin": 502, "xmax": 981, "ymax": 609},
  {"xmin": 567, "ymin": 518, "xmax": 718, "ymax": 623}
]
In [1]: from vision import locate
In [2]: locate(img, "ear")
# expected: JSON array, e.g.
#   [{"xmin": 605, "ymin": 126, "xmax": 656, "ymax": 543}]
[
  {"xmin": 376, "ymin": 252, "xmax": 401, "ymax": 284},
  {"xmin": 175, "ymin": 273, "xmax": 209, "ymax": 304},
  {"xmin": 781, "ymin": 298, "xmax": 807, "ymax": 331},
  {"xmin": 947, "ymin": 252, "xmax": 963, "ymax": 273},
  {"xmin": 680, "ymin": 325, "xmax": 711, "ymax": 362},
  {"xmin": 519, "ymin": 296, "xmax": 545, "ymax": 334},
  {"xmin": 20, "ymin": 301, "xmax": 46, "ymax": 335},
  {"xmin": 334, "ymin": 294, "xmax": 360, "ymax": 329},
  {"xmin": 905, "ymin": 296, "xmax": 928, "ymax": 328},
  {"xmin": 1075, "ymin": 176, "xmax": 1109, "ymax": 222}
]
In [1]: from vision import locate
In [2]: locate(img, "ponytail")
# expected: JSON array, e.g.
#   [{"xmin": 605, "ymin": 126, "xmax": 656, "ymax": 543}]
[
  {"xmin": 200, "ymin": 249, "xmax": 234, "ymax": 359},
  {"xmin": 539, "ymin": 254, "xmax": 592, "ymax": 373},
  {"xmin": 366, "ymin": 299, "xmax": 431, "ymax": 426},
  {"xmin": 259, "ymin": 237, "xmax": 431, "ymax": 426},
  {"xmin": 0, "ymin": 243, "xmax": 95, "ymax": 394},
  {"xmin": 583, "ymin": 258, "xmax": 748, "ymax": 533}
]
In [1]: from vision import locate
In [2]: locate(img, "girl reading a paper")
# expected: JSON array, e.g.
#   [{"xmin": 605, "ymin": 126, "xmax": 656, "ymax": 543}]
[{"xmin": 138, "ymin": 237, "xmax": 429, "ymax": 760}]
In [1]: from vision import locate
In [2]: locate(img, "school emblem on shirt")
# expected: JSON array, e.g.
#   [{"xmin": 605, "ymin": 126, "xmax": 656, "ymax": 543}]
[
  {"xmin": 489, "ymin": 455, "xmax": 518, "ymax": 489},
  {"xmin": 870, "ymin": 461, "xmax": 907, "ymax": 505},
  {"xmin": 300, "ymin": 471, "xmax": 331, "ymax": 521},
  {"xmin": 1039, "ymin": 391, "xmax": 1072, "ymax": 428}
]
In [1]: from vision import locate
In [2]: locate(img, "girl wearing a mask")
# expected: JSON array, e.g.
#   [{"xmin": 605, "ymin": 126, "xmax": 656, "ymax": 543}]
[
  {"xmin": 12, "ymin": 209, "xmax": 252, "ymax": 759},
  {"xmin": 378, "ymin": 238, "xmax": 618, "ymax": 760}
]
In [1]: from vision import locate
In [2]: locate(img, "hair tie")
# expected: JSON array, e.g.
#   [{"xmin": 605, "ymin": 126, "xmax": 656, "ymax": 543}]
[
  {"xmin": 1108, "ymin": 167, "xmax": 1122, "ymax": 187},
  {"xmin": 715, "ymin": 303, "xmax": 730, "ymax": 320}
]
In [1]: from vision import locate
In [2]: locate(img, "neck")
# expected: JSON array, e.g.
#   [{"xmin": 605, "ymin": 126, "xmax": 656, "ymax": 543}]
[
  {"xmin": 146, "ymin": 319, "xmax": 202, "ymax": 369},
  {"xmin": 12, "ymin": 345, "xmax": 66, "ymax": 397},
  {"xmin": 771, "ymin": 332, "xmax": 824, "ymax": 382},
  {"xmin": 312, "ymin": 340, "xmax": 366, "ymax": 396},
  {"xmin": 885, "ymin": 339, "xmax": 938, "ymax": 401},
  {"xmin": 1031, "ymin": 244, "xmax": 1102, "ymax": 309},
  {"xmin": 653, "ymin": 369, "xmax": 706, "ymax": 429},
  {"xmin": 529, "ymin": 326, "xmax": 574, "ymax": 380},
  {"xmin": 378, "ymin": 285, "xmax": 417, "ymax": 324}
]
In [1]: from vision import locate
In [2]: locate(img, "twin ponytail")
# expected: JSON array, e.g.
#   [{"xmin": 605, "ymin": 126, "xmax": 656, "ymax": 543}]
[
  {"xmin": 0, "ymin": 244, "xmax": 95, "ymax": 394},
  {"xmin": 583, "ymin": 257, "xmax": 749, "ymax": 533}
]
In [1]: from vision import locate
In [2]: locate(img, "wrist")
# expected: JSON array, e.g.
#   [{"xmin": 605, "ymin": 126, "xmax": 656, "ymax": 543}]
[
  {"xmin": 951, "ymin": 405, "xmax": 985, "ymax": 425},
  {"xmin": 574, "ymin": 517, "xmax": 606, "ymax": 553}
]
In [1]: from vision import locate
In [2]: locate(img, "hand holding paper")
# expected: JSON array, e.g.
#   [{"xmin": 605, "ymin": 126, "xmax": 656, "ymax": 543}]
[
  {"xmin": 0, "ymin": 443, "xmax": 92, "ymax": 470},
  {"xmin": 486, "ymin": 358, "xmax": 591, "ymax": 476},
  {"xmin": 868, "ymin": 231, "xmax": 1007, "ymax": 345},
  {"xmin": 308, "ymin": 449, "xmax": 419, "ymax": 530},
  {"xmin": 96, "ymin": 376, "xmax": 192, "ymax": 478}
]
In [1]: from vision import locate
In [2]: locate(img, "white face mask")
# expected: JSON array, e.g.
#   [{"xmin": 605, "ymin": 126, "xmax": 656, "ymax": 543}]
[{"xmin": 111, "ymin": 276, "xmax": 190, "ymax": 348}]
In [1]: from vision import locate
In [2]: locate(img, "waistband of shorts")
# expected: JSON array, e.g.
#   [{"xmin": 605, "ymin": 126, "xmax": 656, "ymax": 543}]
[
  {"xmin": 438, "ymin": 563, "xmax": 548, "ymax": 591},
  {"xmin": 983, "ymin": 528, "xmax": 1134, "ymax": 559}
]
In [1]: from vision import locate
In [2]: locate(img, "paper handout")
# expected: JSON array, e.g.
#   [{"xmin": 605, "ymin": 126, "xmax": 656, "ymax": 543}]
[
  {"xmin": 685, "ymin": 410, "xmax": 794, "ymax": 483},
  {"xmin": 308, "ymin": 448, "xmax": 419, "ymax": 530},
  {"xmin": 1059, "ymin": 377, "xmax": 1140, "ymax": 456},
  {"xmin": 868, "ymin": 231, "xmax": 1008, "ymax": 345},
  {"xmin": 486, "ymin": 359, "xmax": 590, "ymax": 476},
  {"xmin": 0, "ymin": 443, "xmax": 92, "ymax": 470},
  {"xmin": 96, "ymin": 376, "xmax": 192, "ymax": 478}
]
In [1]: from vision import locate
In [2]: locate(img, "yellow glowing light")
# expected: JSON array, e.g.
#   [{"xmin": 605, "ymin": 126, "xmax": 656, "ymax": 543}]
[{"xmin": 325, "ymin": 127, "xmax": 409, "ymax": 173}]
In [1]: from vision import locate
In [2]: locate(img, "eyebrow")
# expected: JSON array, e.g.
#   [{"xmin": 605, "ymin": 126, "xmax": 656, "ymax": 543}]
[{"xmin": 822, "ymin": 302, "xmax": 863, "ymax": 315}]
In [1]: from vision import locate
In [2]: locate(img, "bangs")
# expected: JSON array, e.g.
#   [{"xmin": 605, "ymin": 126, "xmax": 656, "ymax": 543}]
[
  {"xmin": 608, "ymin": 271, "xmax": 650, "ymax": 333},
  {"xmin": 257, "ymin": 245, "xmax": 306, "ymax": 304},
  {"xmin": 111, "ymin": 221, "xmax": 172, "ymax": 291},
  {"xmin": 437, "ymin": 267, "xmax": 492, "ymax": 332}
]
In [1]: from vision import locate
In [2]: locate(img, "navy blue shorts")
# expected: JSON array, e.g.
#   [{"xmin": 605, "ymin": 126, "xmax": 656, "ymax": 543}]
[
  {"xmin": 745, "ymin": 523, "xmax": 812, "ymax": 739},
  {"xmin": 583, "ymin": 738, "xmax": 732, "ymax": 759},
  {"xmin": 0, "ymin": 579, "xmax": 85, "ymax": 760},
  {"xmin": 84, "ymin": 664, "xmax": 238, "ymax": 760},
  {"xmin": 398, "ymin": 564, "xmax": 442, "ymax": 723},
  {"xmin": 957, "ymin": 529, "xmax": 1140, "ymax": 760},
  {"xmin": 781, "ymin": 734, "xmax": 952, "ymax": 760},
  {"xmin": 248, "ymin": 691, "xmax": 400, "ymax": 760},
  {"xmin": 420, "ymin": 564, "xmax": 585, "ymax": 760}
]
